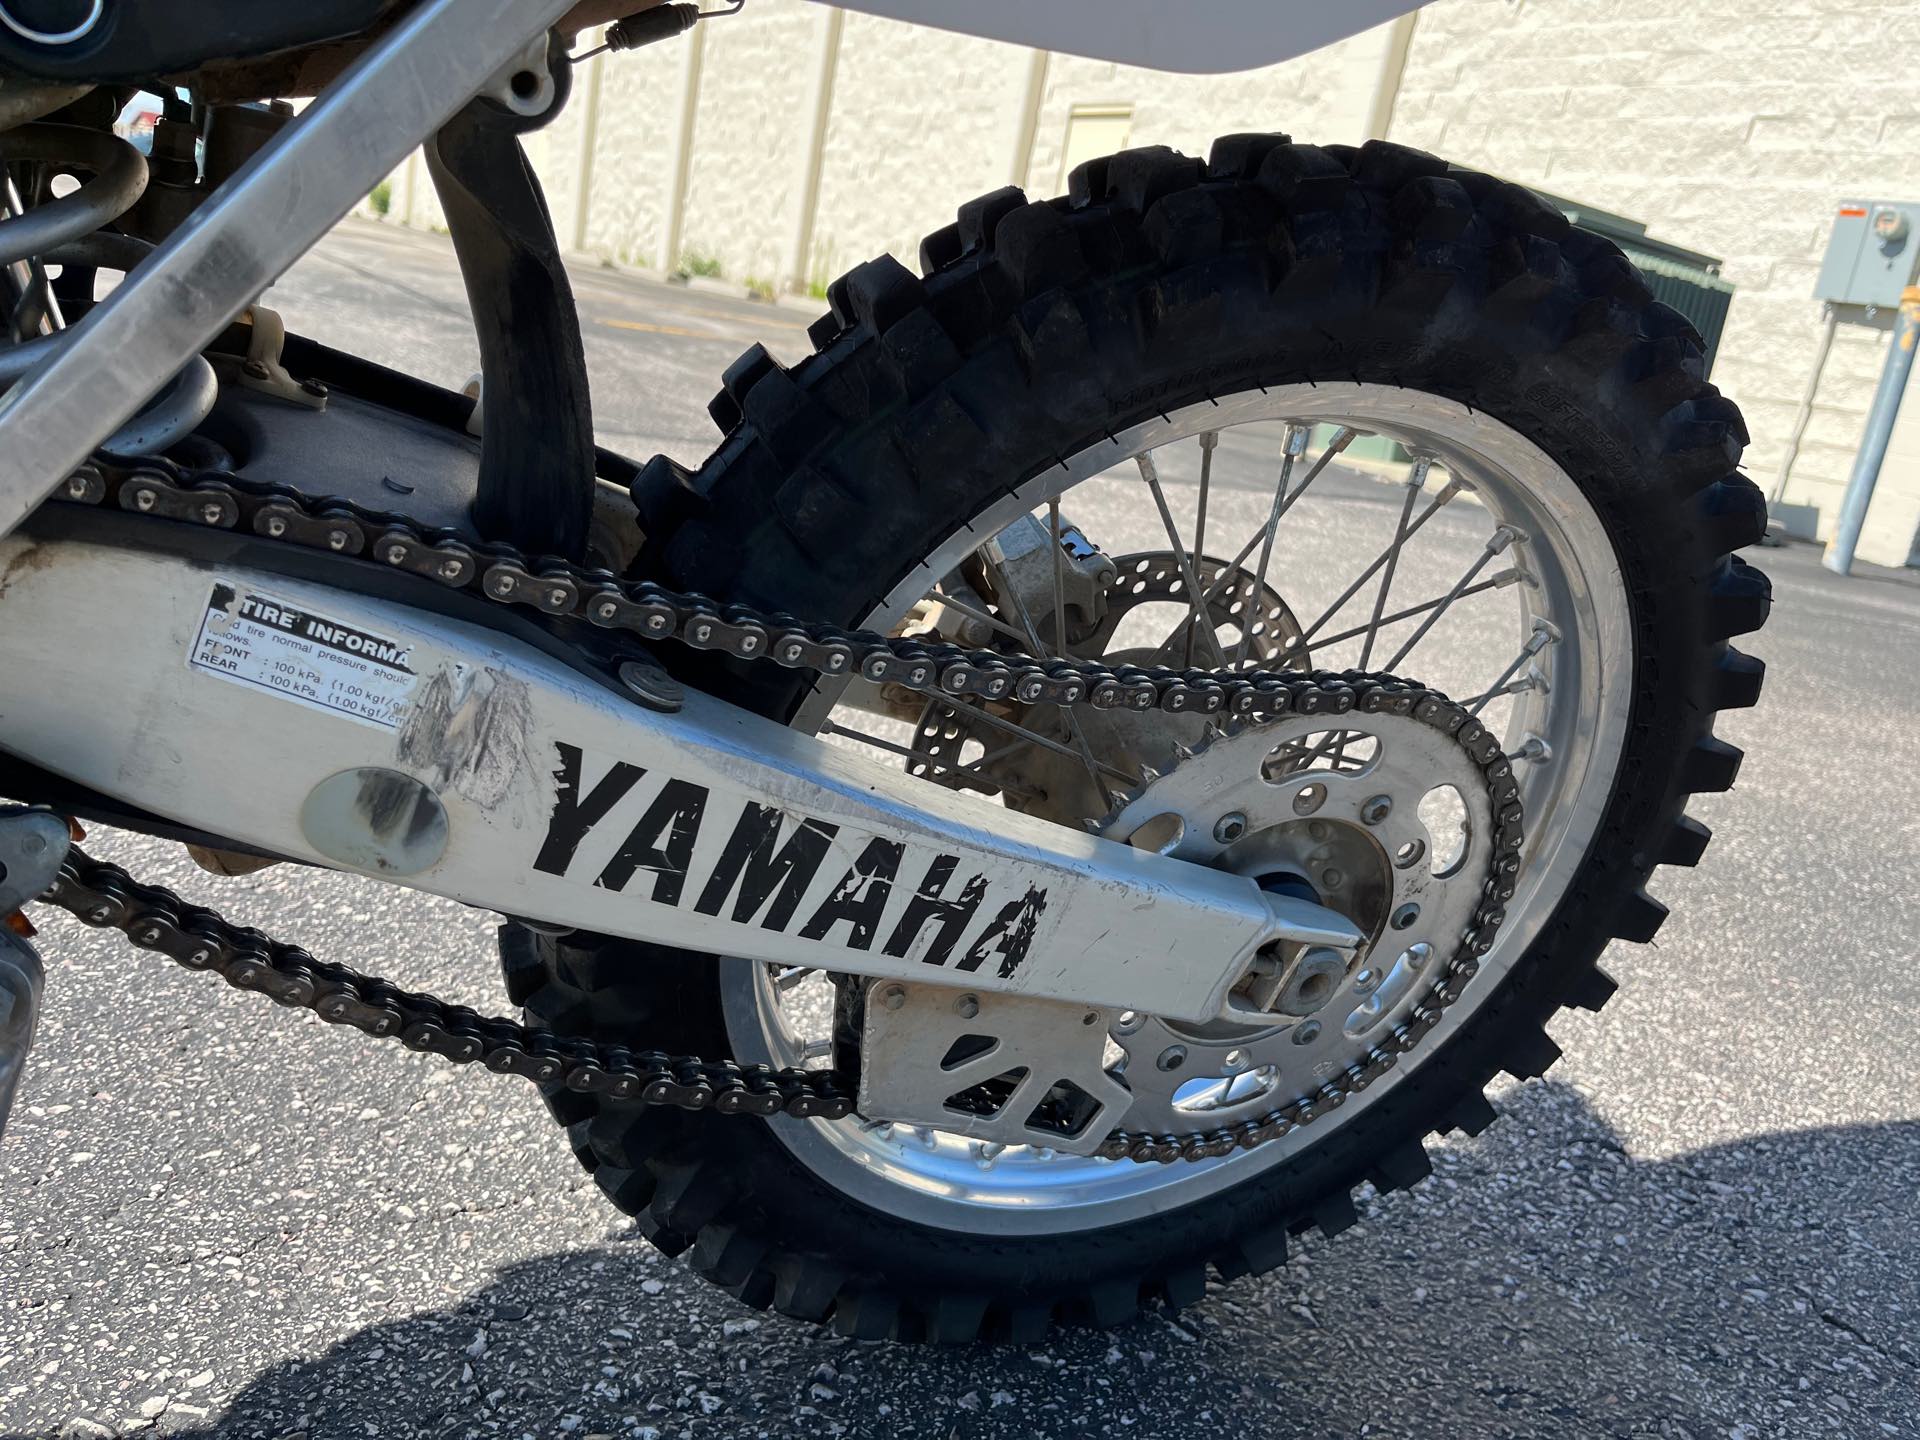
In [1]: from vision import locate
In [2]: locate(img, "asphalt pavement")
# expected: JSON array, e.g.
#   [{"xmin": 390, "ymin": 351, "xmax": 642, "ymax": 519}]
[{"xmin": 2, "ymin": 220, "xmax": 1919, "ymax": 1440}]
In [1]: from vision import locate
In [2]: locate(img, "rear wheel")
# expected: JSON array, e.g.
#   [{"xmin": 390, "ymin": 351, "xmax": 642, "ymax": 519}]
[{"xmin": 501, "ymin": 136, "xmax": 1769, "ymax": 1341}]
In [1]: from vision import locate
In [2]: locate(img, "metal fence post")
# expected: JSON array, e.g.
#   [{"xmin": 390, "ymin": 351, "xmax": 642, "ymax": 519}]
[{"xmin": 1825, "ymin": 285, "xmax": 1920, "ymax": 575}]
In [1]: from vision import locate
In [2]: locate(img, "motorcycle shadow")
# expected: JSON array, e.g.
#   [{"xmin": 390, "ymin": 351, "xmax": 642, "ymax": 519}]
[{"xmin": 82, "ymin": 1082, "xmax": 1920, "ymax": 1440}]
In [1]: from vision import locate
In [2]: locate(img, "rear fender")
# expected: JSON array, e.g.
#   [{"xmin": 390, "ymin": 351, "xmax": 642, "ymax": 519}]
[{"xmin": 814, "ymin": 0, "xmax": 1423, "ymax": 74}]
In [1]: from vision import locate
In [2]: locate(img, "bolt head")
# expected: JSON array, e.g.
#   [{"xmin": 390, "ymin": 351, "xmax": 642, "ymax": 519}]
[
  {"xmin": 265, "ymin": 516, "xmax": 288, "ymax": 537},
  {"xmin": 881, "ymin": 985, "xmax": 907, "ymax": 1011},
  {"xmin": 328, "ymin": 530, "xmax": 350, "ymax": 552},
  {"xmin": 201, "ymin": 503, "xmax": 225, "ymax": 525},
  {"xmin": 1156, "ymin": 1045, "xmax": 1187, "ymax": 1072},
  {"xmin": 1360, "ymin": 794, "xmax": 1393, "ymax": 826},
  {"xmin": 133, "ymin": 489, "xmax": 156, "ymax": 512},
  {"xmin": 954, "ymin": 994, "xmax": 980, "ymax": 1020},
  {"xmin": 1213, "ymin": 811, "xmax": 1248, "ymax": 844}
]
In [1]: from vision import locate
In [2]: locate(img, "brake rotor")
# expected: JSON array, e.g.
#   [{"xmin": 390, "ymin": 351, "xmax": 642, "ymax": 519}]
[{"xmin": 909, "ymin": 550, "xmax": 1307, "ymax": 823}]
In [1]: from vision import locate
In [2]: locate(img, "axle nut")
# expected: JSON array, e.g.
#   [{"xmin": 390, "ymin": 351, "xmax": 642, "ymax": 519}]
[{"xmin": 1276, "ymin": 945, "xmax": 1348, "ymax": 1018}]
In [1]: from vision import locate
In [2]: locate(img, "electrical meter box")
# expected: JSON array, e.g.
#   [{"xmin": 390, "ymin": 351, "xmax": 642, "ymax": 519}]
[{"xmin": 1814, "ymin": 200, "xmax": 1920, "ymax": 307}]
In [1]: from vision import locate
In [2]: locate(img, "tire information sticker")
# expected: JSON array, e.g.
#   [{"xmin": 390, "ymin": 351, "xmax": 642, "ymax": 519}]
[{"xmin": 188, "ymin": 580, "xmax": 417, "ymax": 729}]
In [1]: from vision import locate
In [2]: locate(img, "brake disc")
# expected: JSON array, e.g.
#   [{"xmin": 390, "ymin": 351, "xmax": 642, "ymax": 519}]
[{"xmin": 909, "ymin": 550, "xmax": 1306, "ymax": 824}]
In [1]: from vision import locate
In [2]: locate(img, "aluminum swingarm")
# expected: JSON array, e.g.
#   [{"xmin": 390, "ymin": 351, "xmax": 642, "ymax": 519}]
[{"xmin": 0, "ymin": 507, "xmax": 1379, "ymax": 1029}]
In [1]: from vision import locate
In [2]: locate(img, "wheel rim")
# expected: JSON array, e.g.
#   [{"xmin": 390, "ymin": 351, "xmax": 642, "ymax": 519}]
[{"xmin": 721, "ymin": 383, "xmax": 1632, "ymax": 1234}]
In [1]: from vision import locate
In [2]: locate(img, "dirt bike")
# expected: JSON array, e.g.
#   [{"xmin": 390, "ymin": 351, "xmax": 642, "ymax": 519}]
[{"xmin": 0, "ymin": 0, "xmax": 1769, "ymax": 1343}]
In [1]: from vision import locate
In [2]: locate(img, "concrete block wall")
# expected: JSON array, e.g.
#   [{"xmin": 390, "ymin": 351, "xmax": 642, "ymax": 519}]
[
  {"xmin": 807, "ymin": 14, "xmax": 1033, "ymax": 289},
  {"xmin": 1389, "ymin": 0, "xmax": 1920, "ymax": 566},
  {"xmin": 676, "ymin": 0, "xmax": 818, "ymax": 286},
  {"xmin": 360, "ymin": 5, "xmax": 1402, "ymax": 293}
]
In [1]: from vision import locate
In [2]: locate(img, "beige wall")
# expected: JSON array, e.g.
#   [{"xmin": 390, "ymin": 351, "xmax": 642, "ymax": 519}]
[
  {"xmin": 360, "ymin": 0, "xmax": 1920, "ymax": 566},
  {"xmin": 808, "ymin": 14, "xmax": 1034, "ymax": 288},
  {"xmin": 1391, "ymin": 0, "xmax": 1920, "ymax": 566},
  {"xmin": 366, "ymin": 5, "xmax": 1398, "ymax": 291}
]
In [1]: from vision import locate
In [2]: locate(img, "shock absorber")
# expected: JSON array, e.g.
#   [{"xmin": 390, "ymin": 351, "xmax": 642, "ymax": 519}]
[{"xmin": 0, "ymin": 103, "xmax": 218, "ymax": 456}]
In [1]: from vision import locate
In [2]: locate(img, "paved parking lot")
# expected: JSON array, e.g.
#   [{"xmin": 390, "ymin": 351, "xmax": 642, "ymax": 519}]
[{"xmin": 2, "ymin": 220, "xmax": 1918, "ymax": 1440}]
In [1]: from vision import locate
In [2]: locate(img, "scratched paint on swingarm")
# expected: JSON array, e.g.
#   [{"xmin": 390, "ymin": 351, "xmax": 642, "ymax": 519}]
[
  {"xmin": 533, "ymin": 741, "xmax": 1050, "ymax": 977},
  {"xmin": 188, "ymin": 580, "xmax": 418, "ymax": 729}
]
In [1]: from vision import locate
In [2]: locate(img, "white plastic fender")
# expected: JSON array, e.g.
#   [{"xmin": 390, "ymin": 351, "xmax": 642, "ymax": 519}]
[{"xmin": 814, "ymin": 0, "xmax": 1424, "ymax": 75}]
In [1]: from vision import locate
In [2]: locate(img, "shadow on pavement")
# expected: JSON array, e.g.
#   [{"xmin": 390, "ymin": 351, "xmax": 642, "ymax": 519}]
[{"xmin": 32, "ymin": 1083, "xmax": 1920, "ymax": 1440}]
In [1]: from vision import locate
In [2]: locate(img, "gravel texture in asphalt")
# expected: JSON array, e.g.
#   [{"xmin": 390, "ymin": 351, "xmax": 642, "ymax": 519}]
[{"xmin": 2, "ymin": 221, "xmax": 1917, "ymax": 1440}]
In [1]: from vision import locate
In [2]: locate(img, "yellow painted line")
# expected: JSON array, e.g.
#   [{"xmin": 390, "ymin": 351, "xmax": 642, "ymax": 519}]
[
  {"xmin": 674, "ymin": 302, "xmax": 810, "ymax": 330},
  {"xmin": 598, "ymin": 317, "xmax": 707, "ymax": 338}
]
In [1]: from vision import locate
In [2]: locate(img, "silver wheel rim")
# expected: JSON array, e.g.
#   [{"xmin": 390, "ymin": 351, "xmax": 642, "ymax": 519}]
[{"xmin": 721, "ymin": 383, "xmax": 1633, "ymax": 1234}]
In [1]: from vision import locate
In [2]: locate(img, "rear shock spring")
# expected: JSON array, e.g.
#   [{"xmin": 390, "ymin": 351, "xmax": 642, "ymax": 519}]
[{"xmin": 1, "ymin": 109, "xmax": 218, "ymax": 456}]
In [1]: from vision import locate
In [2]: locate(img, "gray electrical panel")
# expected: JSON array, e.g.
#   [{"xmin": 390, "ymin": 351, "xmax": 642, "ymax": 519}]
[{"xmin": 1814, "ymin": 200, "xmax": 1920, "ymax": 307}]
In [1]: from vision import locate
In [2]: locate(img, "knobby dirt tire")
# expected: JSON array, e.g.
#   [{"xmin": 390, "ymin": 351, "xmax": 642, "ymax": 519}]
[{"xmin": 499, "ymin": 135, "xmax": 1770, "ymax": 1342}]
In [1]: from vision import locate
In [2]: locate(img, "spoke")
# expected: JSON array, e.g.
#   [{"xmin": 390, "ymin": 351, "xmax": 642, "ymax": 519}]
[
  {"xmin": 1462, "ymin": 669, "xmax": 1549, "ymax": 715},
  {"xmin": 820, "ymin": 720, "xmax": 1045, "ymax": 801},
  {"xmin": 1277, "ymin": 725, "xmax": 1370, "ymax": 774},
  {"xmin": 1231, "ymin": 423, "xmax": 1310, "ymax": 670},
  {"xmin": 1356, "ymin": 457, "xmax": 1431, "ymax": 671},
  {"xmin": 1156, "ymin": 427, "xmax": 1356, "ymax": 660},
  {"xmin": 927, "ymin": 587, "xmax": 1031, "ymax": 649},
  {"xmin": 1506, "ymin": 734, "xmax": 1551, "ymax": 765},
  {"xmin": 1465, "ymin": 619, "xmax": 1559, "ymax": 716},
  {"xmin": 1293, "ymin": 470, "xmax": 1466, "ymax": 649},
  {"xmin": 1186, "ymin": 432, "xmax": 1218, "ymax": 666},
  {"xmin": 1135, "ymin": 451, "xmax": 1228, "ymax": 668},
  {"xmin": 981, "ymin": 548, "xmax": 1111, "ymax": 798},
  {"xmin": 938, "ymin": 696, "xmax": 1139, "ymax": 787},
  {"xmin": 1307, "ymin": 569, "xmax": 1522, "ymax": 653},
  {"xmin": 1382, "ymin": 525, "xmax": 1523, "ymax": 672},
  {"xmin": 1049, "ymin": 497, "xmax": 1070, "ymax": 662}
]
